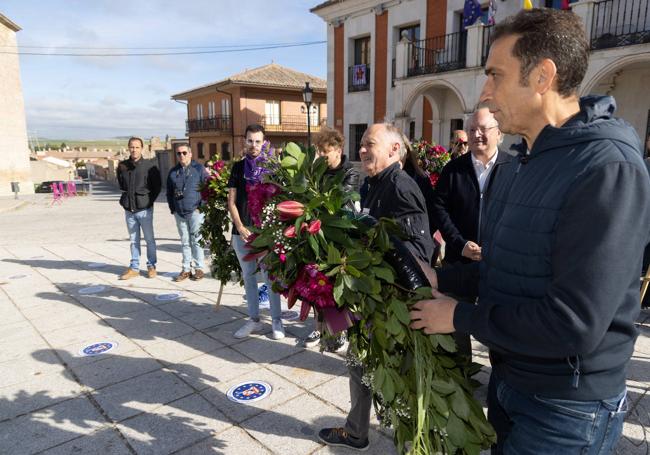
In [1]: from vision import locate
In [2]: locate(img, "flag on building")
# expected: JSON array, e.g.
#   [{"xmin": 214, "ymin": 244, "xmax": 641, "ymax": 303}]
[
  {"xmin": 463, "ymin": 0, "xmax": 483, "ymax": 28},
  {"xmin": 487, "ymin": 0, "xmax": 497, "ymax": 25},
  {"xmin": 552, "ymin": 0, "xmax": 570, "ymax": 9},
  {"xmin": 523, "ymin": 0, "xmax": 534, "ymax": 9}
]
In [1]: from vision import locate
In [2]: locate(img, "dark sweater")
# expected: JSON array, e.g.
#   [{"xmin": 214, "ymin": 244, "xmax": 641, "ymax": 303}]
[
  {"xmin": 443, "ymin": 96, "xmax": 650, "ymax": 400},
  {"xmin": 117, "ymin": 157, "xmax": 161, "ymax": 212}
]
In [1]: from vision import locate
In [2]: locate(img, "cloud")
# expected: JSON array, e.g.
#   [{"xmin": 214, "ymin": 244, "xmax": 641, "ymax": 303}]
[{"xmin": 24, "ymin": 96, "xmax": 186, "ymax": 139}]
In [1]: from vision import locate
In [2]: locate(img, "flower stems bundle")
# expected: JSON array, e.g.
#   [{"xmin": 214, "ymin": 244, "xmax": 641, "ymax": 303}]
[{"xmin": 243, "ymin": 143, "xmax": 495, "ymax": 454}]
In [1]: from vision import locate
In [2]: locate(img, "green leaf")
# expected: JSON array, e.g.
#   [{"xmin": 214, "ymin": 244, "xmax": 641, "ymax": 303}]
[
  {"xmin": 327, "ymin": 244, "xmax": 342, "ymax": 265},
  {"xmin": 383, "ymin": 371, "xmax": 395, "ymax": 403},
  {"xmin": 373, "ymin": 266, "xmax": 394, "ymax": 283},
  {"xmin": 447, "ymin": 411, "xmax": 468, "ymax": 448},
  {"xmin": 431, "ymin": 379, "xmax": 456, "ymax": 395},
  {"xmin": 281, "ymin": 156, "xmax": 298, "ymax": 169},
  {"xmin": 436, "ymin": 334, "xmax": 457, "ymax": 353},
  {"xmin": 346, "ymin": 265, "xmax": 362, "ymax": 278},
  {"xmin": 347, "ymin": 251, "xmax": 372, "ymax": 270},
  {"xmin": 391, "ymin": 299, "xmax": 411, "ymax": 325},
  {"xmin": 325, "ymin": 265, "xmax": 341, "ymax": 277},
  {"xmin": 430, "ymin": 389, "xmax": 449, "ymax": 417},
  {"xmin": 333, "ymin": 274, "xmax": 344, "ymax": 303},
  {"xmin": 308, "ymin": 235, "xmax": 319, "ymax": 257},
  {"xmin": 285, "ymin": 142, "xmax": 302, "ymax": 159},
  {"xmin": 450, "ymin": 389, "xmax": 471, "ymax": 421},
  {"xmin": 373, "ymin": 365, "xmax": 386, "ymax": 391}
]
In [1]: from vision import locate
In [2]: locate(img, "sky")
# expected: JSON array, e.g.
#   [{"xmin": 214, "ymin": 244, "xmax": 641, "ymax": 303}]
[{"xmin": 1, "ymin": 0, "xmax": 327, "ymax": 140}]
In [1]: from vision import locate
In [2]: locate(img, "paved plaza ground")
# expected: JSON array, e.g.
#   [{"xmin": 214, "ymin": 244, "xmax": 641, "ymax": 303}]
[{"xmin": 0, "ymin": 182, "xmax": 648, "ymax": 454}]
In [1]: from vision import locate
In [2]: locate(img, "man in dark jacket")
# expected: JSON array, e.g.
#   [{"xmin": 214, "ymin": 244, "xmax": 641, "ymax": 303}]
[
  {"xmin": 319, "ymin": 123, "xmax": 433, "ymax": 452},
  {"xmin": 431, "ymin": 107, "xmax": 511, "ymax": 266},
  {"xmin": 410, "ymin": 9, "xmax": 650, "ymax": 454},
  {"xmin": 166, "ymin": 145, "xmax": 209, "ymax": 282},
  {"xmin": 117, "ymin": 137, "xmax": 161, "ymax": 280}
]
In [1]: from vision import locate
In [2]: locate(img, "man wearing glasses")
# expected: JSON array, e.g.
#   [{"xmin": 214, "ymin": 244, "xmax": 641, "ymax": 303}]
[
  {"xmin": 431, "ymin": 106, "xmax": 511, "ymax": 266},
  {"xmin": 166, "ymin": 144, "xmax": 209, "ymax": 281},
  {"xmin": 117, "ymin": 137, "xmax": 162, "ymax": 280},
  {"xmin": 429, "ymin": 107, "xmax": 511, "ymax": 358}
]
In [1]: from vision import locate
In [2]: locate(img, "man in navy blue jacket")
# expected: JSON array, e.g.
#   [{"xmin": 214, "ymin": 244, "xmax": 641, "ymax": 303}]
[
  {"xmin": 410, "ymin": 9, "xmax": 650, "ymax": 454},
  {"xmin": 166, "ymin": 145, "xmax": 209, "ymax": 281}
]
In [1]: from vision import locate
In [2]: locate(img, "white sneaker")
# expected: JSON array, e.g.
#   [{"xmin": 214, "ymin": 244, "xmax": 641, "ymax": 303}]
[
  {"xmin": 271, "ymin": 319, "xmax": 285, "ymax": 340},
  {"xmin": 234, "ymin": 319, "xmax": 264, "ymax": 339}
]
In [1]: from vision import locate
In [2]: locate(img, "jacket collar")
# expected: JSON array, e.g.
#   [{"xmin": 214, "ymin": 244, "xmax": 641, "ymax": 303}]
[{"xmin": 368, "ymin": 162, "xmax": 400, "ymax": 184}]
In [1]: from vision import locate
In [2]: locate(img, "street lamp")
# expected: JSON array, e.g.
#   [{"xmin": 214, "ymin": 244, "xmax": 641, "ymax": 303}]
[{"xmin": 302, "ymin": 82, "xmax": 313, "ymax": 150}]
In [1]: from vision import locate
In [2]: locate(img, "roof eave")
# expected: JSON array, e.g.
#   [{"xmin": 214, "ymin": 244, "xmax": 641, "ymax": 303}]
[{"xmin": 0, "ymin": 13, "xmax": 21, "ymax": 32}]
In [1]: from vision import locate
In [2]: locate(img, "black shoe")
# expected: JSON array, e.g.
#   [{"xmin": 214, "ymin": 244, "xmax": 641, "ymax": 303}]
[{"xmin": 318, "ymin": 427, "xmax": 369, "ymax": 451}]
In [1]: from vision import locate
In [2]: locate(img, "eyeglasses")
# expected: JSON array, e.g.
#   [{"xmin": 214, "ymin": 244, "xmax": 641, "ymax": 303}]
[
  {"xmin": 469, "ymin": 126, "xmax": 499, "ymax": 136},
  {"xmin": 176, "ymin": 151, "xmax": 189, "ymax": 156}
]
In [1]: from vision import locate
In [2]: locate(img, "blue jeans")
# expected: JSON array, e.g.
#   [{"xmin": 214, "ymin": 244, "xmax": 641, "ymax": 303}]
[
  {"xmin": 488, "ymin": 373, "xmax": 627, "ymax": 454},
  {"xmin": 125, "ymin": 208, "xmax": 157, "ymax": 270},
  {"xmin": 231, "ymin": 234, "xmax": 281, "ymax": 321},
  {"xmin": 174, "ymin": 211, "xmax": 205, "ymax": 272}
]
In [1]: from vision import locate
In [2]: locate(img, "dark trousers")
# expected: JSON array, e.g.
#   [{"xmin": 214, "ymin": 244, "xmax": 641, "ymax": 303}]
[{"xmin": 344, "ymin": 362, "xmax": 372, "ymax": 441}]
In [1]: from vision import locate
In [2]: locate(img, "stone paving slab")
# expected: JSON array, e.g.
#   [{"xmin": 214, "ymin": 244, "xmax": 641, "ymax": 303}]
[
  {"xmin": 176, "ymin": 426, "xmax": 272, "ymax": 454},
  {"xmin": 0, "ymin": 183, "xmax": 646, "ymax": 454},
  {"xmin": 92, "ymin": 368, "xmax": 195, "ymax": 422},
  {"xmin": 116, "ymin": 393, "xmax": 232, "ymax": 455},
  {"xmin": 40, "ymin": 427, "xmax": 133, "ymax": 455},
  {"xmin": 0, "ymin": 396, "xmax": 107, "ymax": 454}
]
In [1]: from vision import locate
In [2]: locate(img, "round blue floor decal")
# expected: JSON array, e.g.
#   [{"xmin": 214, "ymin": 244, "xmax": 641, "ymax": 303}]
[
  {"xmin": 155, "ymin": 292, "xmax": 181, "ymax": 302},
  {"xmin": 227, "ymin": 381, "xmax": 272, "ymax": 403},
  {"xmin": 78, "ymin": 285, "xmax": 106, "ymax": 295},
  {"xmin": 78, "ymin": 341, "xmax": 118, "ymax": 356}
]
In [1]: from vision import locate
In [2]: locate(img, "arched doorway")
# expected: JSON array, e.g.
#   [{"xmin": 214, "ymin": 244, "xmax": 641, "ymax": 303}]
[
  {"xmin": 581, "ymin": 55, "xmax": 650, "ymax": 151},
  {"xmin": 401, "ymin": 80, "xmax": 468, "ymax": 149}
]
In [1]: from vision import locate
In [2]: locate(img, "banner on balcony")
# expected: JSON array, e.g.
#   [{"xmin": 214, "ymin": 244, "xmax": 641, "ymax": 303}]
[{"xmin": 352, "ymin": 64, "xmax": 367, "ymax": 86}]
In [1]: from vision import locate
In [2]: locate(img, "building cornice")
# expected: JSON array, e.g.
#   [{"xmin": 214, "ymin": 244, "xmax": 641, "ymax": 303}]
[
  {"xmin": 311, "ymin": 0, "xmax": 409, "ymax": 25},
  {"xmin": 0, "ymin": 13, "xmax": 21, "ymax": 32}
]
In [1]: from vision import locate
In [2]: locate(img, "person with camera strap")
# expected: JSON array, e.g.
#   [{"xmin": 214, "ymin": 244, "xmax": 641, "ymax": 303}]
[{"xmin": 166, "ymin": 144, "xmax": 210, "ymax": 282}]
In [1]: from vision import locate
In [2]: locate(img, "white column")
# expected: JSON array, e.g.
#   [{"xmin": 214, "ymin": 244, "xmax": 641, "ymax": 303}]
[
  {"xmin": 571, "ymin": 0, "xmax": 598, "ymax": 42},
  {"xmin": 465, "ymin": 23, "xmax": 485, "ymax": 68}
]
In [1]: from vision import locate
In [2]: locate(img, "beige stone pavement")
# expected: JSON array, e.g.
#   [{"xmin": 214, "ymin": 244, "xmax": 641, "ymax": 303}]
[{"xmin": 0, "ymin": 183, "xmax": 647, "ymax": 454}]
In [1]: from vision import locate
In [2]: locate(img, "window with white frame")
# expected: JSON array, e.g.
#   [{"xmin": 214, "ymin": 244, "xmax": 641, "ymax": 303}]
[
  {"xmin": 196, "ymin": 104, "xmax": 204, "ymax": 120},
  {"xmin": 221, "ymin": 98, "xmax": 230, "ymax": 117},
  {"xmin": 265, "ymin": 100, "xmax": 280, "ymax": 125},
  {"xmin": 208, "ymin": 101, "xmax": 216, "ymax": 118}
]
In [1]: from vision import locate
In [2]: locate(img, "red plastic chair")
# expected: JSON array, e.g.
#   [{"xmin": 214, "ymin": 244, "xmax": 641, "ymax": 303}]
[{"xmin": 51, "ymin": 183, "xmax": 63, "ymax": 205}]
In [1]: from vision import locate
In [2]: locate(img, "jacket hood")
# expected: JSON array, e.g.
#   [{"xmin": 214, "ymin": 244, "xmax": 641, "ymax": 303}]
[{"xmin": 513, "ymin": 95, "xmax": 642, "ymax": 158}]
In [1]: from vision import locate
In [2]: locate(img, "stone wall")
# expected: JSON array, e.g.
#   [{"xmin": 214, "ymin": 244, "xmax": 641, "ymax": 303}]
[{"xmin": 0, "ymin": 16, "xmax": 34, "ymax": 195}]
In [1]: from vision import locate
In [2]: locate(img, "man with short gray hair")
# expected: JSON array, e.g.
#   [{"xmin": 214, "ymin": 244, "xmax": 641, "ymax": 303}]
[{"xmin": 318, "ymin": 123, "xmax": 433, "ymax": 451}]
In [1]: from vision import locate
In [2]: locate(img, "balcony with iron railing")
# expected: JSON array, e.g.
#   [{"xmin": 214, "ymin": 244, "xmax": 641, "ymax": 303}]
[
  {"xmin": 407, "ymin": 31, "xmax": 467, "ymax": 77},
  {"xmin": 186, "ymin": 116, "xmax": 232, "ymax": 134},
  {"xmin": 590, "ymin": 0, "xmax": 650, "ymax": 50},
  {"xmin": 261, "ymin": 115, "xmax": 326, "ymax": 133},
  {"xmin": 348, "ymin": 64, "xmax": 371, "ymax": 92},
  {"xmin": 391, "ymin": 0, "xmax": 650, "ymax": 85}
]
